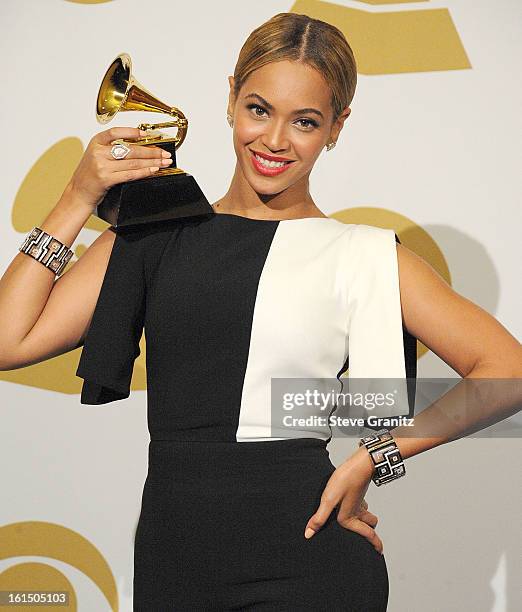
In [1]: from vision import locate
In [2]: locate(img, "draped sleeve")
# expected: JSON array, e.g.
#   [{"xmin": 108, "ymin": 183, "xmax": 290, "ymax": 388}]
[
  {"xmin": 346, "ymin": 225, "xmax": 417, "ymax": 424},
  {"xmin": 75, "ymin": 226, "xmax": 148, "ymax": 404}
]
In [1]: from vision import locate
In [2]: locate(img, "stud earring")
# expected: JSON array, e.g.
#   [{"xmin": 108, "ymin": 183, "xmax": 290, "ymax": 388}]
[
  {"xmin": 227, "ymin": 113, "xmax": 233, "ymax": 127},
  {"xmin": 326, "ymin": 141, "xmax": 336, "ymax": 152}
]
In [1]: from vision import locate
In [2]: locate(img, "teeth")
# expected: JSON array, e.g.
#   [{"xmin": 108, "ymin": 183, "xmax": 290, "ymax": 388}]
[{"xmin": 254, "ymin": 153, "xmax": 289, "ymax": 168}]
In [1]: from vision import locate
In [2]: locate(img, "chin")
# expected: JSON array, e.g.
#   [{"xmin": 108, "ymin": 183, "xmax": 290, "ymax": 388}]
[
  {"xmin": 249, "ymin": 178, "xmax": 291, "ymax": 197},
  {"xmin": 242, "ymin": 164, "xmax": 298, "ymax": 196},
  {"xmin": 250, "ymin": 179, "xmax": 288, "ymax": 195}
]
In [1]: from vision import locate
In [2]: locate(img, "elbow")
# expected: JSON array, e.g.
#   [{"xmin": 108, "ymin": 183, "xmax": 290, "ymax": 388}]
[
  {"xmin": 468, "ymin": 356, "xmax": 522, "ymax": 379},
  {"xmin": 0, "ymin": 342, "xmax": 31, "ymax": 371},
  {"xmin": 0, "ymin": 359, "xmax": 16, "ymax": 371},
  {"xmin": 0, "ymin": 352, "xmax": 22, "ymax": 371}
]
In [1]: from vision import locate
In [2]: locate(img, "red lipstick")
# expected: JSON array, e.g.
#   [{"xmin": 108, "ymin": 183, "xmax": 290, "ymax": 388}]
[{"xmin": 249, "ymin": 150, "xmax": 295, "ymax": 177}]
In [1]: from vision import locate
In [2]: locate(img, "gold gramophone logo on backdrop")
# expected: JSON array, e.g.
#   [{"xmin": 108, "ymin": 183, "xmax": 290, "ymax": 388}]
[
  {"xmin": 3, "ymin": 0, "xmax": 468, "ymax": 394},
  {"xmin": 0, "ymin": 521, "xmax": 119, "ymax": 611}
]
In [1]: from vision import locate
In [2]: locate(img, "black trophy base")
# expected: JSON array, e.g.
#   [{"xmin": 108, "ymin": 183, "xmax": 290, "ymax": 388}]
[{"xmin": 95, "ymin": 172, "xmax": 214, "ymax": 228}]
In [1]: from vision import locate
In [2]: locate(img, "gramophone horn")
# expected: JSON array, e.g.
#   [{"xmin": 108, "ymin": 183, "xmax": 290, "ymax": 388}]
[{"xmin": 96, "ymin": 52, "xmax": 187, "ymax": 149}]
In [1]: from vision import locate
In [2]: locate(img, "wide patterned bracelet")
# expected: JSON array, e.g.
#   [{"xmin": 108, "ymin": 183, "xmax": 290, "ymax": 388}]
[
  {"xmin": 358, "ymin": 428, "xmax": 406, "ymax": 486},
  {"xmin": 18, "ymin": 227, "xmax": 74, "ymax": 277}
]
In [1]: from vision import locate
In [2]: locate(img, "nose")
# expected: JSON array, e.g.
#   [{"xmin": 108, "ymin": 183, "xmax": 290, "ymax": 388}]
[{"xmin": 260, "ymin": 118, "xmax": 290, "ymax": 153}]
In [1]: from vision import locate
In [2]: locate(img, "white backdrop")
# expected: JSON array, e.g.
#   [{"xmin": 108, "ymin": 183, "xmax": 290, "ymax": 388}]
[{"xmin": 1, "ymin": 1, "xmax": 521, "ymax": 610}]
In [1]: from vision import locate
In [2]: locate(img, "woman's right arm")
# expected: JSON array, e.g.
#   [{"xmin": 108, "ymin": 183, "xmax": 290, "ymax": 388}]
[
  {"xmin": 0, "ymin": 186, "xmax": 115, "ymax": 370},
  {"xmin": 0, "ymin": 126, "xmax": 172, "ymax": 370}
]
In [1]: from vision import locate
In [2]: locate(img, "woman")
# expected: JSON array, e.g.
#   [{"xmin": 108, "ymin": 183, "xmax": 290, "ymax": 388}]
[{"xmin": 1, "ymin": 12, "xmax": 520, "ymax": 612}]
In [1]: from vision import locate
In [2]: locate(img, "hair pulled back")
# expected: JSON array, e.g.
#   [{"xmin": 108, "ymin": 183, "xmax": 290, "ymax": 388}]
[{"xmin": 232, "ymin": 12, "xmax": 358, "ymax": 123}]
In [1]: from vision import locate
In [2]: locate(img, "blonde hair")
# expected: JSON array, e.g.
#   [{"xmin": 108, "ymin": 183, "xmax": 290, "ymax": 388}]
[{"xmin": 232, "ymin": 12, "xmax": 357, "ymax": 123}]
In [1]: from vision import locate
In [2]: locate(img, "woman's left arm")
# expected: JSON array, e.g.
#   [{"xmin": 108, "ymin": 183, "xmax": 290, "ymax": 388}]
[
  {"xmin": 394, "ymin": 241, "xmax": 522, "ymax": 379},
  {"xmin": 304, "ymin": 242, "xmax": 522, "ymax": 549}
]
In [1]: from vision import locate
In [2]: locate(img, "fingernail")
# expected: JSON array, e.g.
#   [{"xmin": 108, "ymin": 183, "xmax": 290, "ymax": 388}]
[
  {"xmin": 162, "ymin": 150, "xmax": 172, "ymax": 158},
  {"xmin": 140, "ymin": 130, "xmax": 147, "ymax": 136},
  {"xmin": 304, "ymin": 528, "xmax": 315, "ymax": 539},
  {"xmin": 161, "ymin": 158, "xmax": 173, "ymax": 165}
]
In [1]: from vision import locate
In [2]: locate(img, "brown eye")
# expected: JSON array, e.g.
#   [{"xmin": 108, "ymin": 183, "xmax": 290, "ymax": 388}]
[
  {"xmin": 247, "ymin": 103, "xmax": 268, "ymax": 117},
  {"xmin": 296, "ymin": 118, "xmax": 318, "ymax": 129}
]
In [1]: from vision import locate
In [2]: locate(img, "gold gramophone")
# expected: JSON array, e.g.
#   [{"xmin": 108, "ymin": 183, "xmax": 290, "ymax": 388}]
[{"xmin": 94, "ymin": 52, "xmax": 213, "ymax": 227}]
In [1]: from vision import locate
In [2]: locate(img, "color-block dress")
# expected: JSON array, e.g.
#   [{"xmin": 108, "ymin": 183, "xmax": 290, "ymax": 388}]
[{"xmin": 76, "ymin": 211, "xmax": 417, "ymax": 611}]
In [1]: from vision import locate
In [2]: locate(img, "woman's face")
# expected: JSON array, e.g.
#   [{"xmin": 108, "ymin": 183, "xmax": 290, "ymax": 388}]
[{"xmin": 228, "ymin": 60, "xmax": 350, "ymax": 196}]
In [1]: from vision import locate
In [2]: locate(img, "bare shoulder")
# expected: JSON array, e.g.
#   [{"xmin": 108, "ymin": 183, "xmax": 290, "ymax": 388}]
[{"xmin": 395, "ymin": 242, "xmax": 522, "ymax": 376}]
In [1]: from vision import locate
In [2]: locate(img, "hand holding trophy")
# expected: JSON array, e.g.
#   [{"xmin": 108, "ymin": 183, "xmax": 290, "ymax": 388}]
[{"xmin": 94, "ymin": 53, "xmax": 213, "ymax": 227}]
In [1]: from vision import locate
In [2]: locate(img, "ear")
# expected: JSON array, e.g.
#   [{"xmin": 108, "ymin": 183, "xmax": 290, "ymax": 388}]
[
  {"xmin": 227, "ymin": 76, "xmax": 236, "ymax": 116},
  {"xmin": 329, "ymin": 106, "xmax": 351, "ymax": 143}
]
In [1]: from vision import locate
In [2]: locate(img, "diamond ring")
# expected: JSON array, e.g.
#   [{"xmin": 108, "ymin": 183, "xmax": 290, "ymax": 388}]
[{"xmin": 110, "ymin": 143, "xmax": 131, "ymax": 160}]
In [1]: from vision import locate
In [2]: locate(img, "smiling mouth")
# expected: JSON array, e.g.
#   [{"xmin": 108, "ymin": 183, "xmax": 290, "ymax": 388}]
[{"xmin": 249, "ymin": 150, "xmax": 295, "ymax": 175}]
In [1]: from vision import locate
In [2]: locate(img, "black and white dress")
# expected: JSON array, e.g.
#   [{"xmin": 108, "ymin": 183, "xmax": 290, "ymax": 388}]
[{"xmin": 77, "ymin": 210, "xmax": 417, "ymax": 611}]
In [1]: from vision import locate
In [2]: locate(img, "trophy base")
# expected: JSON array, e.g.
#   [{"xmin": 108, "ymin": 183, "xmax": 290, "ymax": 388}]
[{"xmin": 95, "ymin": 171, "xmax": 214, "ymax": 228}]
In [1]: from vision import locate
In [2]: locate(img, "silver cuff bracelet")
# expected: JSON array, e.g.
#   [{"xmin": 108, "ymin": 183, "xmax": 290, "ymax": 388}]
[
  {"xmin": 19, "ymin": 226, "xmax": 74, "ymax": 277},
  {"xmin": 358, "ymin": 428, "xmax": 406, "ymax": 486}
]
